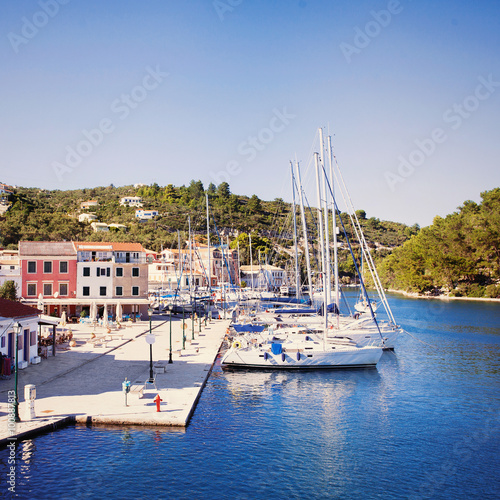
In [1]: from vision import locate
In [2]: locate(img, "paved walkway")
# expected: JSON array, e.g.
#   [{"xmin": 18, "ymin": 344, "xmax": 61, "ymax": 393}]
[{"xmin": 0, "ymin": 315, "xmax": 230, "ymax": 445}]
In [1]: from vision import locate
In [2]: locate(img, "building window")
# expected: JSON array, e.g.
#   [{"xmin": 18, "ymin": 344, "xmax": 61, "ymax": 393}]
[
  {"xmin": 83, "ymin": 286, "xmax": 90, "ymax": 296},
  {"xmin": 44, "ymin": 261, "xmax": 52, "ymax": 273},
  {"xmin": 132, "ymin": 267, "xmax": 140, "ymax": 277},
  {"xmin": 107, "ymin": 268, "xmax": 110, "ymax": 277},
  {"xmin": 99, "ymin": 286, "xmax": 107, "ymax": 296},
  {"xmin": 83, "ymin": 267, "xmax": 90, "ymax": 277},
  {"xmin": 116, "ymin": 267, "xmax": 123, "ymax": 277},
  {"xmin": 1, "ymin": 337, "xmax": 4, "ymax": 348},
  {"xmin": 132, "ymin": 286, "xmax": 139, "ymax": 296},
  {"xmin": 59, "ymin": 283, "xmax": 68, "ymax": 296},
  {"xmin": 116, "ymin": 286, "xmax": 123, "ymax": 296},
  {"xmin": 60, "ymin": 261, "xmax": 68, "ymax": 273},
  {"xmin": 30, "ymin": 331, "xmax": 36, "ymax": 346},
  {"xmin": 27, "ymin": 261, "xmax": 36, "ymax": 273},
  {"xmin": 27, "ymin": 283, "xmax": 36, "ymax": 296},
  {"xmin": 43, "ymin": 283, "xmax": 52, "ymax": 296}
]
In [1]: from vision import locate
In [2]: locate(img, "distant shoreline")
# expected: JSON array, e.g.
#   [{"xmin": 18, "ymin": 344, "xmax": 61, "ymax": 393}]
[{"xmin": 387, "ymin": 289, "xmax": 500, "ymax": 303}]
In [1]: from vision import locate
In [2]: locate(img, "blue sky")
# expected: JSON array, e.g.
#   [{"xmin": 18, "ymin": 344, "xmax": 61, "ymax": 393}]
[{"xmin": 1, "ymin": 0, "xmax": 499, "ymax": 226}]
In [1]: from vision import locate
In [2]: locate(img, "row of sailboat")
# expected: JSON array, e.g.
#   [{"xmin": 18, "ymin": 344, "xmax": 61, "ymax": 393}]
[{"xmin": 221, "ymin": 128, "xmax": 402, "ymax": 370}]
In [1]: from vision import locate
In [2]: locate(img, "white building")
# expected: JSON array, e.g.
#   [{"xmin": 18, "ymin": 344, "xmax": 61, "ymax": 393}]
[
  {"xmin": 75, "ymin": 242, "xmax": 149, "ymax": 303},
  {"xmin": 136, "ymin": 209, "xmax": 158, "ymax": 220},
  {"xmin": 0, "ymin": 298, "xmax": 41, "ymax": 368},
  {"xmin": 120, "ymin": 196, "xmax": 143, "ymax": 207},
  {"xmin": 240, "ymin": 264, "xmax": 286, "ymax": 290},
  {"xmin": 91, "ymin": 222, "xmax": 109, "ymax": 232},
  {"xmin": 80, "ymin": 200, "xmax": 99, "ymax": 210},
  {"xmin": 151, "ymin": 244, "xmax": 239, "ymax": 288},
  {"xmin": 79, "ymin": 213, "xmax": 98, "ymax": 223},
  {"xmin": 0, "ymin": 251, "xmax": 21, "ymax": 292}
]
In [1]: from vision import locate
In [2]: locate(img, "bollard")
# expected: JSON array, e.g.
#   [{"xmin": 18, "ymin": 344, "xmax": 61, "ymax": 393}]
[
  {"xmin": 24, "ymin": 384, "xmax": 36, "ymax": 420},
  {"xmin": 122, "ymin": 377, "xmax": 131, "ymax": 407},
  {"xmin": 154, "ymin": 394, "xmax": 162, "ymax": 412}
]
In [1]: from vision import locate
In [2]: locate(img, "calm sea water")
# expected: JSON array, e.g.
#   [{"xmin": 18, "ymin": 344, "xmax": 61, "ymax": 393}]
[{"xmin": 1, "ymin": 294, "xmax": 499, "ymax": 499}]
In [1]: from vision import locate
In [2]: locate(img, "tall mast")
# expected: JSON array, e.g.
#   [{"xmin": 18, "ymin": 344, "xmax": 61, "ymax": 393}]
[
  {"xmin": 237, "ymin": 239, "xmax": 241, "ymax": 288},
  {"xmin": 320, "ymin": 128, "xmax": 331, "ymax": 307},
  {"xmin": 249, "ymin": 232, "xmax": 253, "ymax": 292},
  {"xmin": 206, "ymin": 193, "xmax": 211, "ymax": 292},
  {"xmin": 188, "ymin": 216, "xmax": 193, "ymax": 294},
  {"xmin": 328, "ymin": 135, "xmax": 340, "ymax": 327},
  {"xmin": 315, "ymin": 152, "xmax": 328, "ymax": 340},
  {"xmin": 290, "ymin": 162, "xmax": 300, "ymax": 300},
  {"xmin": 295, "ymin": 161, "xmax": 313, "ymax": 302},
  {"xmin": 177, "ymin": 230, "xmax": 182, "ymax": 295}
]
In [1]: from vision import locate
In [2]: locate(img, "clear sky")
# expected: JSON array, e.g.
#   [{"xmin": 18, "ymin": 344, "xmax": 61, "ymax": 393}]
[{"xmin": 1, "ymin": 0, "xmax": 499, "ymax": 226}]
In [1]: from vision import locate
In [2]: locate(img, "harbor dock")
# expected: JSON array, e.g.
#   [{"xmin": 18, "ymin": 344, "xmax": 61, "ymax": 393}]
[{"xmin": 0, "ymin": 315, "xmax": 230, "ymax": 447}]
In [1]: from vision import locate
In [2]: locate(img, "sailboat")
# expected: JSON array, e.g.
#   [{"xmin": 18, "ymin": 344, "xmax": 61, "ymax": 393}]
[
  {"xmin": 221, "ymin": 329, "xmax": 382, "ymax": 369},
  {"xmin": 222, "ymin": 128, "xmax": 404, "ymax": 369},
  {"xmin": 222, "ymin": 130, "xmax": 385, "ymax": 370}
]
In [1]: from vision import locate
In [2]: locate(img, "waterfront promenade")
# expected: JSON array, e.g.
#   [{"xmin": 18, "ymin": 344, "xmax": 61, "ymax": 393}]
[{"xmin": 0, "ymin": 315, "xmax": 230, "ymax": 445}]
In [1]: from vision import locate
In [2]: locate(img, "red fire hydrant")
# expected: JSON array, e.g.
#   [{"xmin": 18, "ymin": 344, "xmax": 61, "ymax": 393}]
[{"xmin": 154, "ymin": 394, "xmax": 162, "ymax": 412}]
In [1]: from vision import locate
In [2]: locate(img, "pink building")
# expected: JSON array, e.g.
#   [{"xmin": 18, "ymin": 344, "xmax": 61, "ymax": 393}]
[{"xmin": 19, "ymin": 241, "xmax": 78, "ymax": 317}]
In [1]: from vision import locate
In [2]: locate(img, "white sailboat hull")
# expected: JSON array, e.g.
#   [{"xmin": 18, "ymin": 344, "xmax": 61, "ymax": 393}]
[{"xmin": 221, "ymin": 345, "xmax": 382, "ymax": 369}]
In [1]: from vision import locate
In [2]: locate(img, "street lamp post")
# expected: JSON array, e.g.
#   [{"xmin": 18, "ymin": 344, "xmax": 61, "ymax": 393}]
[
  {"xmin": 199, "ymin": 301, "xmax": 202, "ymax": 333},
  {"xmin": 14, "ymin": 322, "xmax": 21, "ymax": 422},
  {"xmin": 168, "ymin": 306, "xmax": 173, "ymax": 363},
  {"xmin": 191, "ymin": 294, "xmax": 195, "ymax": 340},
  {"xmin": 146, "ymin": 309, "xmax": 154, "ymax": 383},
  {"xmin": 182, "ymin": 307, "xmax": 186, "ymax": 349}
]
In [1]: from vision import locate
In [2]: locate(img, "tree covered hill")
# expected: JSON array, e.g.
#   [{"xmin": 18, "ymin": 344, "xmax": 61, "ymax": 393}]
[
  {"xmin": 0, "ymin": 182, "xmax": 414, "ymax": 265},
  {"xmin": 378, "ymin": 188, "xmax": 500, "ymax": 298}
]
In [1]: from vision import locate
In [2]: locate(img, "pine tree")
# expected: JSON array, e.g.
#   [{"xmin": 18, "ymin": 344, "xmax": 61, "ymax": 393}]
[{"xmin": 0, "ymin": 280, "xmax": 18, "ymax": 301}]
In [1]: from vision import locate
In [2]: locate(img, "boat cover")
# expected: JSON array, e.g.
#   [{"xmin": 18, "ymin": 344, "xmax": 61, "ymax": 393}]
[
  {"xmin": 232, "ymin": 324, "xmax": 266, "ymax": 333},
  {"xmin": 271, "ymin": 343, "xmax": 282, "ymax": 355}
]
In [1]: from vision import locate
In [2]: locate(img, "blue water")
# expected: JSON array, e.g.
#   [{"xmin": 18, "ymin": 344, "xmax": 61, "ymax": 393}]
[{"xmin": 1, "ymin": 294, "xmax": 499, "ymax": 499}]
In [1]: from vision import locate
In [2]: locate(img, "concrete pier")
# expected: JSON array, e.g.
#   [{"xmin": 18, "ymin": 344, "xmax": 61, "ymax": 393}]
[{"xmin": 0, "ymin": 315, "xmax": 229, "ymax": 447}]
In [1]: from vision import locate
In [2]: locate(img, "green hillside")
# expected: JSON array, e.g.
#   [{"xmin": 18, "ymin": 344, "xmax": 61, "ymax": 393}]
[
  {"xmin": 377, "ymin": 188, "xmax": 500, "ymax": 298},
  {"xmin": 0, "ymin": 182, "xmax": 413, "ymax": 268}
]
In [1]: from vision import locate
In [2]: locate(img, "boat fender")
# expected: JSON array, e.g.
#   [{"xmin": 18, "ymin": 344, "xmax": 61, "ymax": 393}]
[
  {"xmin": 232, "ymin": 340, "xmax": 241, "ymax": 349},
  {"xmin": 281, "ymin": 353, "xmax": 286, "ymax": 362},
  {"xmin": 296, "ymin": 352, "xmax": 300, "ymax": 361},
  {"xmin": 353, "ymin": 313, "xmax": 360, "ymax": 320},
  {"xmin": 264, "ymin": 352, "xmax": 268, "ymax": 360}
]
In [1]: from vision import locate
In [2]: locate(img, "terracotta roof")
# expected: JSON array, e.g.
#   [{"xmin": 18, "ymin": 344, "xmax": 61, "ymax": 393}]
[
  {"xmin": 74, "ymin": 242, "xmax": 146, "ymax": 252},
  {"xmin": 19, "ymin": 241, "xmax": 77, "ymax": 257},
  {"xmin": 0, "ymin": 298, "xmax": 41, "ymax": 319}
]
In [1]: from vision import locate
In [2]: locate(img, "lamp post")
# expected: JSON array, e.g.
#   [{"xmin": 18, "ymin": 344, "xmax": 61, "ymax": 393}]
[
  {"xmin": 14, "ymin": 322, "xmax": 21, "ymax": 422},
  {"xmin": 146, "ymin": 309, "xmax": 154, "ymax": 383},
  {"xmin": 168, "ymin": 306, "xmax": 173, "ymax": 364},
  {"xmin": 191, "ymin": 294, "xmax": 195, "ymax": 340},
  {"xmin": 182, "ymin": 306, "xmax": 186, "ymax": 350},
  {"xmin": 199, "ymin": 300, "xmax": 202, "ymax": 333}
]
